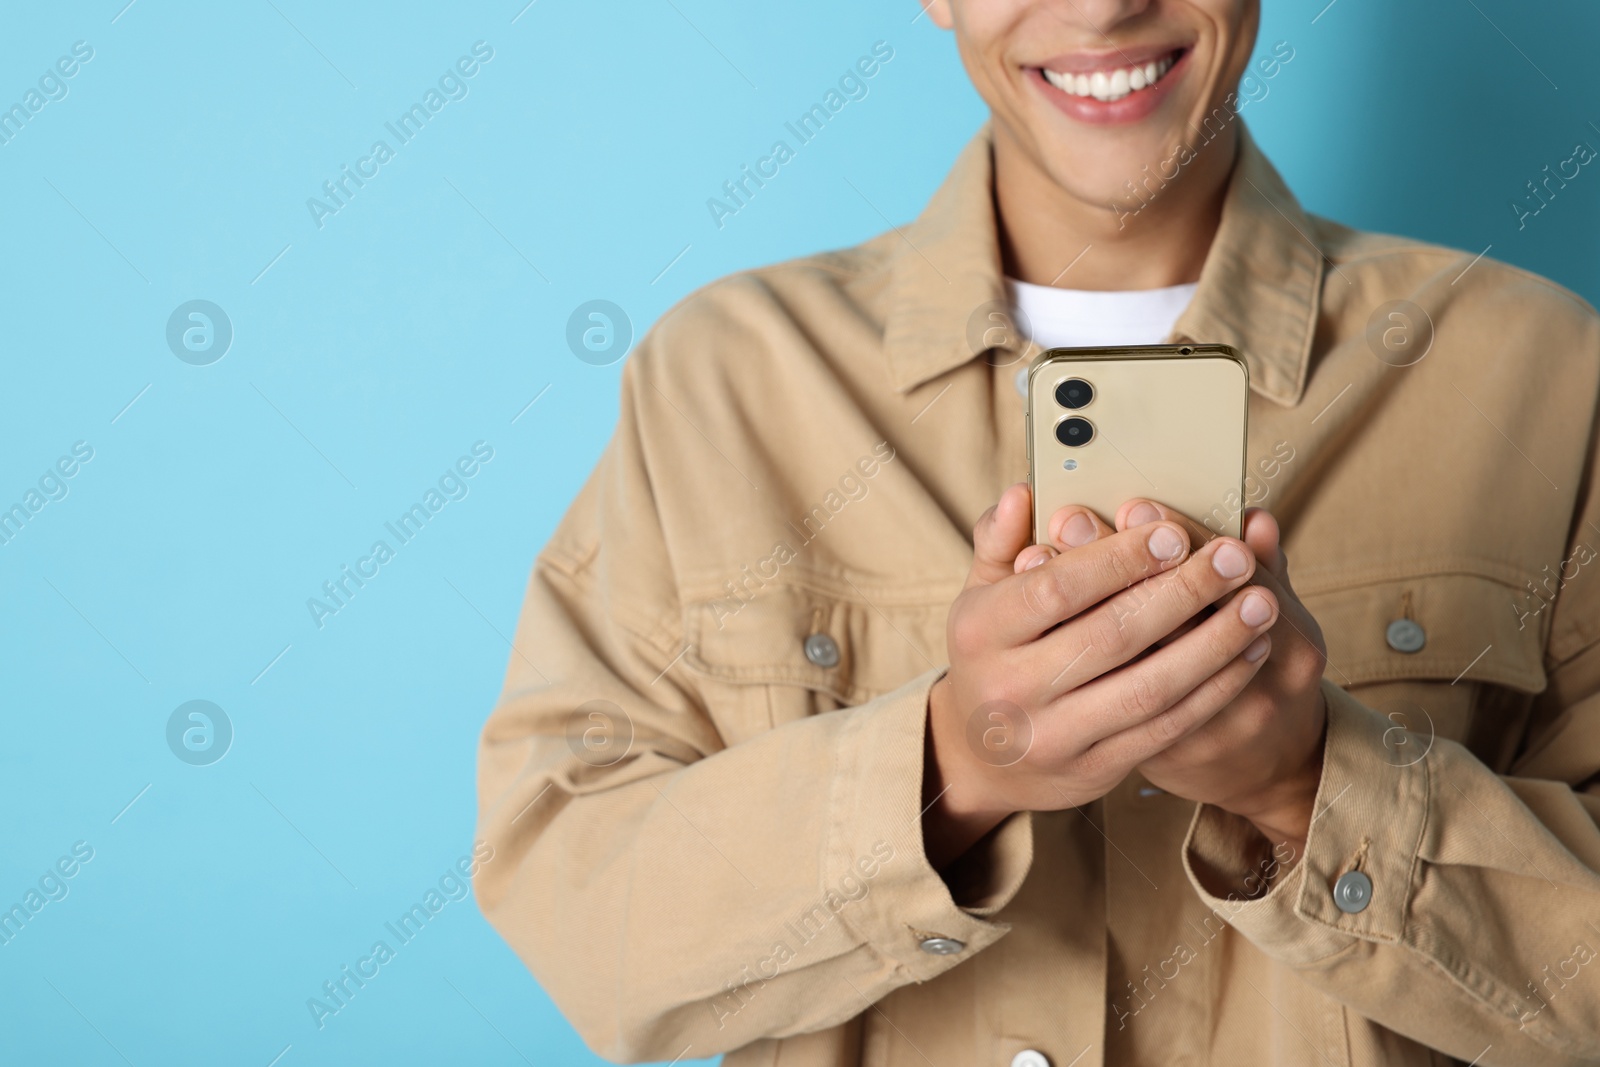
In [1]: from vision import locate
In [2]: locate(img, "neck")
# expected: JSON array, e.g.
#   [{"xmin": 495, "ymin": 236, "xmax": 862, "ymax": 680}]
[{"xmin": 992, "ymin": 121, "xmax": 1236, "ymax": 291}]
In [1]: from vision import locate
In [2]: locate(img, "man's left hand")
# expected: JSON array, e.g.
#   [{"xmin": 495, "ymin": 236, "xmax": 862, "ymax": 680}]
[
  {"xmin": 1123, "ymin": 501, "xmax": 1329, "ymax": 860},
  {"xmin": 1014, "ymin": 500, "xmax": 1330, "ymax": 862}
]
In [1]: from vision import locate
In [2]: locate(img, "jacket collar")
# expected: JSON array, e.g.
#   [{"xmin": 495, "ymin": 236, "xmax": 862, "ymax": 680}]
[{"xmin": 881, "ymin": 121, "xmax": 1323, "ymax": 407}]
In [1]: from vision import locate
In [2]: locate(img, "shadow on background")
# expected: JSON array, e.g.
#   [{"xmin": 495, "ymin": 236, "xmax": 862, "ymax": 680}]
[{"xmin": 1252, "ymin": 0, "xmax": 1600, "ymax": 303}]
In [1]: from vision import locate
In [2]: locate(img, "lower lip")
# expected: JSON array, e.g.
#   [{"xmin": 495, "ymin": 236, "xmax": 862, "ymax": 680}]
[{"xmin": 1030, "ymin": 49, "xmax": 1190, "ymax": 125}]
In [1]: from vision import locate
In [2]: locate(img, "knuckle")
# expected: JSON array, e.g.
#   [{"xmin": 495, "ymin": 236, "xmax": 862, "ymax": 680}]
[
  {"xmin": 1292, "ymin": 645, "xmax": 1328, "ymax": 687},
  {"xmin": 1021, "ymin": 566, "xmax": 1069, "ymax": 622},
  {"xmin": 1210, "ymin": 610, "xmax": 1252, "ymax": 660},
  {"xmin": 1084, "ymin": 610, "xmax": 1133, "ymax": 661},
  {"xmin": 1143, "ymin": 705, "xmax": 1188, "ymax": 747},
  {"xmin": 1241, "ymin": 695, "xmax": 1276, "ymax": 735},
  {"xmin": 971, "ymin": 506, "xmax": 996, "ymax": 542},
  {"xmin": 948, "ymin": 601, "xmax": 985, "ymax": 657},
  {"xmin": 1073, "ymin": 739, "xmax": 1117, "ymax": 783},
  {"xmin": 1208, "ymin": 653, "xmax": 1251, "ymax": 696},
  {"xmin": 1102, "ymin": 540, "xmax": 1151, "ymax": 591},
  {"xmin": 1158, "ymin": 564, "xmax": 1204, "ymax": 609},
  {"xmin": 1119, "ymin": 670, "xmax": 1167, "ymax": 721}
]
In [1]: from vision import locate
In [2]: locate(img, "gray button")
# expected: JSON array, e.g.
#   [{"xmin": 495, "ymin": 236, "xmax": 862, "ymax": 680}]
[
  {"xmin": 1385, "ymin": 618, "xmax": 1426, "ymax": 654},
  {"xmin": 1011, "ymin": 1052, "xmax": 1050, "ymax": 1067},
  {"xmin": 803, "ymin": 633, "xmax": 840, "ymax": 668},
  {"xmin": 1333, "ymin": 870, "xmax": 1373, "ymax": 913},
  {"xmin": 918, "ymin": 936, "xmax": 965, "ymax": 955}
]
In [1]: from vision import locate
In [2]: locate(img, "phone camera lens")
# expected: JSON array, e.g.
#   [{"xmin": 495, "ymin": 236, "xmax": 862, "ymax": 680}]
[
  {"xmin": 1055, "ymin": 417, "xmax": 1094, "ymax": 447},
  {"xmin": 1055, "ymin": 378, "xmax": 1093, "ymax": 409}
]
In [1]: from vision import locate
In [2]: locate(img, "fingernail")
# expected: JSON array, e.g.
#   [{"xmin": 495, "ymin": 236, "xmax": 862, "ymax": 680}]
[
  {"xmin": 1025, "ymin": 554, "xmax": 1048, "ymax": 570},
  {"xmin": 1126, "ymin": 502, "xmax": 1161, "ymax": 527},
  {"xmin": 1061, "ymin": 512, "xmax": 1096, "ymax": 547},
  {"xmin": 1213, "ymin": 543, "xmax": 1250, "ymax": 579},
  {"xmin": 1240, "ymin": 592, "xmax": 1273, "ymax": 627},
  {"xmin": 1243, "ymin": 634, "xmax": 1271, "ymax": 662},
  {"xmin": 1148, "ymin": 525, "xmax": 1186, "ymax": 561}
]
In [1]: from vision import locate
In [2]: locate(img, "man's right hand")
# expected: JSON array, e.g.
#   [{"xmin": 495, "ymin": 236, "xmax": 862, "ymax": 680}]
[{"xmin": 921, "ymin": 483, "xmax": 1279, "ymax": 870}]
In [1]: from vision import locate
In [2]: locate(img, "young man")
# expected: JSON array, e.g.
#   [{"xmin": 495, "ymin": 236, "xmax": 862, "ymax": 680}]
[{"xmin": 476, "ymin": 1, "xmax": 1600, "ymax": 1064}]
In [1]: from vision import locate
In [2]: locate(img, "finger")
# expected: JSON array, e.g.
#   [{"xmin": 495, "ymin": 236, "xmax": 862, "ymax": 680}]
[
  {"xmin": 1149, "ymin": 610, "xmax": 1207, "ymax": 649},
  {"xmin": 1136, "ymin": 631, "xmax": 1271, "ymax": 759},
  {"xmin": 1069, "ymin": 588, "xmax": 1278, "ymax": 756},
  {"xmin": 1241, "ymin": 507, "xmax": 1285, "ymax": 577},
  {"xmin": 1091, "ymin": 634, "xmax": 1272, "ymax": 771},
  {"xmin": 976, "ymin": 519, "xmax": 1193, "ymax": 646},
  {"xmin": 1038, "ymin": 535, "xmax": 1259, "ymax": 696},
  {"xmin": 967, "ymin": 482, "xmax": 1033, "ymax": 590},
  {"xmin": 1117, "ymin": 497, "xmax": 1221, "ymax": 548},
  {"xmin": 1014, "ymin": 543, "xmax": 1057, "ymax": 573},
  {"xmin": 1239, "ymin": 561, "xmax": 1325, "ymax": 662},
  {"xmin": 1048, "ymin": 505, "xmax": 1115, "ymax": 551}
]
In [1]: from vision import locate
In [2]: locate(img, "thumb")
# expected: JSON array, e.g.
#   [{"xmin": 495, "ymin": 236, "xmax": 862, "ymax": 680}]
[
  {"xmin": 1241, "ymin": 507, "xmax": 1286, "ymax": 578},
  {"xmin": 967, "ymin": 482, "xmax": 1033, "ymax": 589}
]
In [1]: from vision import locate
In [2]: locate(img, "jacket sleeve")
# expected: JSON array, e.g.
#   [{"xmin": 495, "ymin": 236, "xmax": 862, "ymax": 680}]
[
  {"xmin": 1181, "ymin": 525, "xmax": 1600, "ymax": 1058},
  {"xmin": 472, "ymin": 343, "xmax": 1033, "ymax": 1063}
]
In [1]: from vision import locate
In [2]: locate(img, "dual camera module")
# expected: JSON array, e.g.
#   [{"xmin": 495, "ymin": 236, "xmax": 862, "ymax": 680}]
[{"xmin": 1053, "ymin": 378, "xmax": 1095, "ymax": 447}]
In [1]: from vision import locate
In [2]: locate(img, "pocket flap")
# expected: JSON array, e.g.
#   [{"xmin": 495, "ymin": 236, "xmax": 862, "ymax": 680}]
[
  {"xmin": 683, "ymin": 583, "xmax": 945, "ymax": 704},
  {"xmin": 1301, "ymin": 570, "xmax": 1546, "ymax": 693}
]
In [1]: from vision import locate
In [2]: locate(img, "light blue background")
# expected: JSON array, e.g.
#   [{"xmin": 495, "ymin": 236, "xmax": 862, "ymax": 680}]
[{"xmin": 1, "ymin": 1, "xmax": 1595, "ymax": 1065}]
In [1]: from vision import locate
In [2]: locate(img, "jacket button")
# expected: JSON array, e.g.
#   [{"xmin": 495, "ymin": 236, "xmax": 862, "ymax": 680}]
[
  {"xmin": 918, "ymin": 936, "xmax": 965, "ymax": 955},
  {"xmin": 1333, "ymin": 870, "xmax": 1373, "ymax": 913},
  {"xmin": 1385, "ymin": 619, "xmax": 1426, "ymax": 653},
  {"xmin": 803, "ymin": 633, "xmax": 840, "ymax": 668},
  {"xmin": 1011, "ymin": 1052, "xmax": 1050, "ymax": 1067}
]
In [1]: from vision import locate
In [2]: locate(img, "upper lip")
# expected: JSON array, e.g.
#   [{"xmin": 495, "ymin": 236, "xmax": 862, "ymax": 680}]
[{"xmin": 1035, "ymin": 43, "xmax": 1188, "ymax": 74}]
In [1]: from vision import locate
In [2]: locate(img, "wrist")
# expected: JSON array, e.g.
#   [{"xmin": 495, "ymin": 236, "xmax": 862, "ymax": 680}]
[
  {"xmin": 923, "ymin": 677, "xmax": 1013, "ymax": 870},
  {"xmin": 1236, "ymin": 757, "xmax": 1320, "ymax": 858},
  {"xmin": 1229, "ymin": 705, "xmax": 1327, "ymax": 855}
]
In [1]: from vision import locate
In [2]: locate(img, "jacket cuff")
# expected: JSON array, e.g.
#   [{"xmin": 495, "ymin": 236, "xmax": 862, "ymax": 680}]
[
  {"xmin": 830, "ymin": 667, "xmax": 1035, "ymax": 982},
  {"xmin": 1180, "ymin": 677, "xmax": 1428, "ymax": 965}
]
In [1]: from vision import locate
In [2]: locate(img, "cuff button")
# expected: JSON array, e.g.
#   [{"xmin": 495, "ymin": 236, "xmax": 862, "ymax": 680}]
[
  {"xmin": 803, "ymin": 632, "xmax": 840, "ymax": 668},
  {"xmin": 1333, "ymin": 870, "xmax": 1373, "ymax": 913},
  {"xmin": 918, "ymin": 936, "xmax": 965, "ymax": 955},
  {"xmin": 1011, "ymin": 1051, "xmax": 1050, "ymax": 1067},
  {"xmin": 1385, "ymin": 619, "xmax": 1426, "ymax": 654}
]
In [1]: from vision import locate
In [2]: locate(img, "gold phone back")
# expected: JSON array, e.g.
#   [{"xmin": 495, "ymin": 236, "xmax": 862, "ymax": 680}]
[{"xmin": 1027, "ymin": 348, "xmax": 1249, "ymax": 543}]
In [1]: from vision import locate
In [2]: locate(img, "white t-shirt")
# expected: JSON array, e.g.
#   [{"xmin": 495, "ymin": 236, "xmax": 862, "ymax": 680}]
[{"xmin": 1006, "ymin": 276, "xmax": 1199, "ymax": 396}]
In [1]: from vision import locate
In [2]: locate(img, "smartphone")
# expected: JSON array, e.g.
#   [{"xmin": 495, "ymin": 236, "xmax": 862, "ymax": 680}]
[{"xmin": 1026, "ymin": 344, "xmax": 1250, "ymax": 544}]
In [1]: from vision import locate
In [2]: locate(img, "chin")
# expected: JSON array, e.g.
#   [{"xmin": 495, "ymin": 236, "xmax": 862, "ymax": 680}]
[
  {"xmin": 1058, "ymin": 140, "xmax": 1179, "ymax": 197},
  {"xmin": 1029, "ymin": 118, "xmax": 1209, "ymax": 217}
]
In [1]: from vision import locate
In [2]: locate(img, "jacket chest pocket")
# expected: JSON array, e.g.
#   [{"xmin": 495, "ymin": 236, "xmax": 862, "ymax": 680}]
[
  {"xmin": 679, "ymin": 582, "xmax": 950, "ymax": 744},
  {"xmin": 1300, "ymin": 567, "xmax": 1547, "ymax": 770}
]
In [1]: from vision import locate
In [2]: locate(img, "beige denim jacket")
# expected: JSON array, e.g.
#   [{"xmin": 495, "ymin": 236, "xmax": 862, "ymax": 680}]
[{"xmin": 475, "ymin": 123, "xmax": 1600, "ymax": 1067}]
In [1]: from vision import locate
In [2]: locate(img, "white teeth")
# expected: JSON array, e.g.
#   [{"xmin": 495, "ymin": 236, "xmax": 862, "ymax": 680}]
[{"xmin": 1043, "ymin": 54, "xmax": 1175, "ymax": 102}]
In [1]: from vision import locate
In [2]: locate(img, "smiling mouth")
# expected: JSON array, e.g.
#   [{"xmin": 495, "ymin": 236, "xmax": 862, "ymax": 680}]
[{"xmin": 1040, "ymin": 49, "xmax": 1185, "ymax": 103}]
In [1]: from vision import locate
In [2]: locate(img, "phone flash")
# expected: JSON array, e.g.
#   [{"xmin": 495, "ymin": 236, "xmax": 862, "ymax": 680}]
[{"xmin": 1062, "ymin": 459, "xmax": 1078, "ymax": 471}]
